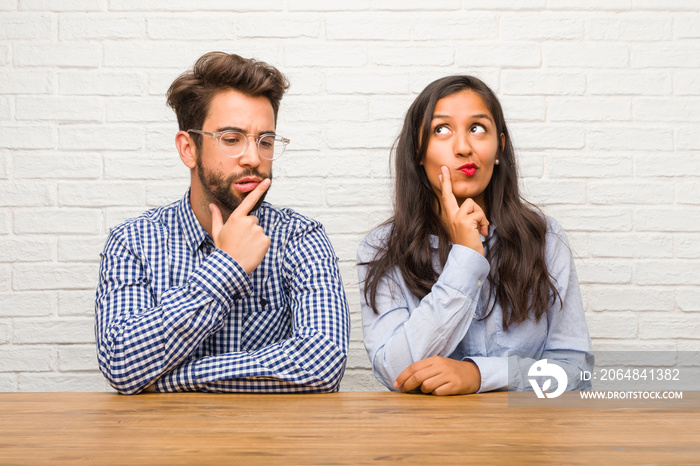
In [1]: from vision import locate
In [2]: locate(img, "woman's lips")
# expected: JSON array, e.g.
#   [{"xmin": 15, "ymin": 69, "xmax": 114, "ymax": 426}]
[
  {"xmin": 234, "ymin": 177, "xmax": 262, "ymax": 193},
  {"xmin": 458, "ymin": 164, "xmax": 478, "ymax": 177}
]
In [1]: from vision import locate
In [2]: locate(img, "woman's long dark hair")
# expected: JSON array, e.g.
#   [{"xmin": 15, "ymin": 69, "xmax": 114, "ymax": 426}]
[{"xmin": 362, "ymin": 75, "xmax": 559, "ymax": 330}]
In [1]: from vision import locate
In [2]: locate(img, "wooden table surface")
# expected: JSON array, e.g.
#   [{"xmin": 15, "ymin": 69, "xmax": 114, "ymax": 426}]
[{"xmin": 1, "ymin": 391, "xmax": 698, "ymax": 464}]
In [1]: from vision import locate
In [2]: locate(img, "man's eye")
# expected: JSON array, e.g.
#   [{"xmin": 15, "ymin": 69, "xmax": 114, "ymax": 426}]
[{"xmin": 222, "ymin": 135, "xmax": 242, "ymax": 145}]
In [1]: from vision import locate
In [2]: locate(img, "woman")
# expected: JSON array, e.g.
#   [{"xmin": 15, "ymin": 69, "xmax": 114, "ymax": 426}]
[{"xmin": 357, "ymin": 76, "xmax": 593, "ymax": 395}]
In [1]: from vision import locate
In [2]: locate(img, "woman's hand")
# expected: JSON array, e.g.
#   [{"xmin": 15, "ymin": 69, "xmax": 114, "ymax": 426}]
[
  {"xmin": 439, "ymin": 166, "xmax": 489, "ymax": 256},
  {"xmin": 394, "ymin": 356, "xmax": 482, "ymax": 395}
]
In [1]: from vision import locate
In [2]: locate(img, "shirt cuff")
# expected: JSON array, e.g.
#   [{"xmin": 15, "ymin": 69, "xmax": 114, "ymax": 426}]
[
  {"xmin": 189, "ymin": 249, "xmax": 252, "ymax": 306},
  {"xmin": 465, "ymin": 356, "xmax": 508, "ymax": 393},
  {"xmin": 440, "ymin": 245, "xmax": 490, "ymax": 296}
]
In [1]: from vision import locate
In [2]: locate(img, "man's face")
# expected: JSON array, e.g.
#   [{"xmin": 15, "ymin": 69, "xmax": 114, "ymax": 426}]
[{"xmin": 194, "ymin": 89, "xmax": 275, "ymax": 214}]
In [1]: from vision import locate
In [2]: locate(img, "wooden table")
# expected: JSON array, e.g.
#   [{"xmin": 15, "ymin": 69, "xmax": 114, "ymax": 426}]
[{"xmin": 1, "ymin": 391, "xmax": 698, "ymax": 464}]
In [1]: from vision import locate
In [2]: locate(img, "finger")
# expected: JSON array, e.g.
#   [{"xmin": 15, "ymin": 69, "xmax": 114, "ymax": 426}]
[
  {"xmin": 232, "ymin": 178, "xmax": 271, "ymax": 217},
  {"xmin": 460, "ymin": 199, "xmax": 490, "ymax": 237},
  {"xmin": 209, "ymin": 203, "xmax": 223, "ymax": 238},
  {"xmin": 439, "ymin": 166, "xmax": 460, "ymax": 218},
  {"xmin": 394, "ymin": 359, "xmax": 430, "ymax": 390}
]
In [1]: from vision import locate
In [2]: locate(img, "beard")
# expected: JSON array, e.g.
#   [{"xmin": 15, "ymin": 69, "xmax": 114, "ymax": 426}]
[{"xmin": 195, "ymin": 157, "xmax": 272, "ymax": 214}]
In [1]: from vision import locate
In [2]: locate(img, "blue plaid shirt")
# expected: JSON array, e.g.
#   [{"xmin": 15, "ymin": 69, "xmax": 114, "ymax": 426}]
[{"xmin": 95, "ymin": 191, "xmax": 350, "ymax": 395}]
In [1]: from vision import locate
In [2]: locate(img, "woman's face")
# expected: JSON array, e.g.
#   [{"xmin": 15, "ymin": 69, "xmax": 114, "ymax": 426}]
[{"xmin": 421, "ymin": 90, "xmax": 503, "ymax": 212}]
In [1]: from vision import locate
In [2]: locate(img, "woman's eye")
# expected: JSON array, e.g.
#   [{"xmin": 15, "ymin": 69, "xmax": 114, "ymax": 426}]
[
  {"xmin": 470, "ymin": 124, "xmax": 486, "ymax": 134},
  {"xmin": 434, "ymin": 125, "xmax": 451, "ymax": 135}
]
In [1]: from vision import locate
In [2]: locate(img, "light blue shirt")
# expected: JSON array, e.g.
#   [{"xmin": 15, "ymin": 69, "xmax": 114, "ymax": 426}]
[{"xmin": 357, "ymin": 217, "xmax": 593, "ymax": 393}]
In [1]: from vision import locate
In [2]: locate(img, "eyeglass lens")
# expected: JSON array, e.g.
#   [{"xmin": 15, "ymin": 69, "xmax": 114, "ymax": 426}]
[{"xmin": 219, "ymin": 132, "xmax": 285, "ymax": 160}]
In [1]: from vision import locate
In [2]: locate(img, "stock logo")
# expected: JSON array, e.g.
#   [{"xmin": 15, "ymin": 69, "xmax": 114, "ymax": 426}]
[{"xmin": 528, "ymin": 359, "xmax": 568, "ymax": 399}]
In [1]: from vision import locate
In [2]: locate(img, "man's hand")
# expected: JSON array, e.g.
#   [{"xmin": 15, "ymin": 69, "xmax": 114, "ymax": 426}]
[
  {"xmin": 210, "ymin": 178, "xmax": 271, "ymax": 274},
  {"xmin": 394, "ymin": 356, "xmax": 482, "ymax": 395},
  {"xmin": 439, "ymin": 166, "xmax": 489, "ymax": 256}
]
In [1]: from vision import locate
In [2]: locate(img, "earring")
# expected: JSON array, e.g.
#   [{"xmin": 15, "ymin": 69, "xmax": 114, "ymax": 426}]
[{"xmin": 495, "ymin": 159, "xmax": 500, "ymax": 165}]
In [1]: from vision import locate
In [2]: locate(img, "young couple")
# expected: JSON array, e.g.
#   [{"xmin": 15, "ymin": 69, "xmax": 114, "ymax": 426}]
[{"xmin": 95, "ymin": 52, "xmax": 592, "ymax": 395}]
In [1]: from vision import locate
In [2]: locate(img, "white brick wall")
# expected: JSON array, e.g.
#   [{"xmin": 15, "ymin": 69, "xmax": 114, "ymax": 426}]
[{"xmin": 1, "ymin": 3, "xmax": 698, "ymax": 393}]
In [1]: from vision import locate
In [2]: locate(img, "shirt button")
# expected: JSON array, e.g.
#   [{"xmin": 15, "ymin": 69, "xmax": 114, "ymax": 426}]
[
  {"xmin": 477, "ymin": 280, "xmax": 482, "ymax": 287},
  {"xmin": 233, "ymin": 293, "xmax": 240, "ymax": 300}
]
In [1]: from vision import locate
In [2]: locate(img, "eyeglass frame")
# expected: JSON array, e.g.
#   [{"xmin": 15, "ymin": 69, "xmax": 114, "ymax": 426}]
[{"xmin": 187, "ymin": 129, "xmax": 290, "ymax": 160}]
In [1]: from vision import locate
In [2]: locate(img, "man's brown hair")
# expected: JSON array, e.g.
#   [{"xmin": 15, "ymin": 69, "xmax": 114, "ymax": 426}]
[{"xmin": 166, "ymin": 51, "xmax": 289, "ymax": 150}]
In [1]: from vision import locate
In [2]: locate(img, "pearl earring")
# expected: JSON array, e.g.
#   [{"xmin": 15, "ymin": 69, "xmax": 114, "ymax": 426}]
[{"xmin": 495, "ymin": 159, "xmax": 500, "ymax": 165}]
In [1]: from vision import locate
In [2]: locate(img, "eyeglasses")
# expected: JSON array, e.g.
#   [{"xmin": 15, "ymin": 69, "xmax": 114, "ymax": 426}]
[{"xmin": 187, "ymin": 129, "xmax": 290, "ymax": 160}]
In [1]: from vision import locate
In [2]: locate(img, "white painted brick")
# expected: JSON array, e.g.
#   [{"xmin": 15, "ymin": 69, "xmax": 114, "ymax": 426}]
[
  {"xmin": 676, "ymin": 126, "xmax": 700, "ymax": 150},
  {"xmin": 548, "ymin": 152, "xmax": 633, "ymax": 179},
  {"xmin": 236, "ymin": 14, "xmax": 320, "ymax": 38},
  {"xmin": 674, "ymin": 71, "xmax": 700, "ymax": 95},
  {"xmin": 634, "ymin": 98, "xmax": 700, "ymax": 122},
  {"xmin": 546, "ymin": 207, "xmax": 632, "ymax": 232},
  {"xmin": 412, "ymin": 12, "xmax": 498, "ymax": 40},
  {"xmin": 576, "ymin": 259, "xmax": 632, "ymax": 284},
  {"xmin": 58, "ymin": 290, "xmax": 98, "ymax": 317},
  {"xmin": 519, "ymin": 179, "xmax": 587, "ymax": 205},
  {"xmin": 502, "ymin": 71, "xmax": 586, "ymax": 95},
  {"xmin": 588, "ymin": 71, "xmax": 672, "ymax": 95},
  {"xmin": 634, "ymin": 0, "xmax": 699, "ymax": 10},
  {"xmin": 58, "ymin": 236, "xmax": 107, "ymax": 263},
  {"xmin": 639, "ymin": 315, "xmax": 700, "ymax": 340},
  {"xmin": 331, "ymin": 233, "xmax": 367, "ymax": 261},
  {"xmin": 0, "ymin": 211, "xmax": 9, "ymax": 235},
  {"xmin": 544, "ymin": 42, "xmax": 628, "ymax": 68},
  {"xmin": 636, "ymin": 208, "xmax": 700, "ymax": 232},
  {"xmin": 589, "ymin": 15, "xmax": 672, "ymax": 41},
  {"xmin": 586, "ymin": 312, "xmax": 638, "ymax": 338},
  {"xmin": 16, "ymin": 96, "xmax": 104, "ymax": 122},
  {"xmin": 590, "ymin": 233, "xmax": 673, "ymax": 259},
  {"xmin": 14, "ymin": 42, "xmax": 101, "ymax": 68},
  {"xmin": 0, "ymin": 237, "xmax": 54, "ymax": 262},
  {"xmin": 0, "ymin": 182, "xmax": 55, "ymax": 207},
  {"xmin": 326, "ymin": 179, "xmax": 392, "ymax": 207},
  {"xmin": 412, "ymin": 70, "xmax": 500, "ymax": 95},
  {"xmin": 103, "ymin": 153, "xmax": 183, "ymax": 180},
  {"xmin": 0, "ymin": 265, "xmax": 10, "ymax": 291},
  {"xmin": 0, "ymin": 125, "xmax": 57, "ymax": 150},
  {"xmin": 145, "ymin": 181, "xmax": 189, "ymax": 207},
  {"xmin": 19, "ymin": 0, "xmax": 106, "ymax": 10},
  {"xmin": 59, "ymin": 70, "xmax": 146, "ymax": 96},
  {"xmin": 13, "ymin": 264, "xmax": 99, "ymax": 291},
  {"xmin": 0, "ymin": 348, "xmax": 54, "ymax": 371},
  {"xmin": 0, "ymin": 322, "xmax": 10, "ymax": 344},
  {"xmin": 282, "ymin": 69, "xmax": 323, "ymax": 96},
  {"xmin": 566, "ymin": 232, "xmax": 589, "ymax": 258},
  {"xmin": 147, "ymin": 15, "xmax": 234, "ymax": 40},
  {"xmin": 14, "ymin": 209, "xmax": 102, "ymax": 235},
  {"xmin": 0, "ymin": 152, "xmax": 8, "ymax": 179},
  {"xmin": 282, "ymin": 96, "xmax": 368, "ymax": 122},
  {"xmin": 547, "ymin": 0, "xmax": 631, "ymax": 9},
  {"xmin": 147, "ymin": 70, "xmax": 183, "ymax": 97},
  {"xmin": 372, "ymin": 45, "xmax": 454, "ymax": 67},
  {"xmin": 339, "ymin": 368, "xmax": 387, "ymax": 392},
  {"xmin": 145, "ymin": 125, "xmax": 179, "ymax": 151},
  {"xmin": 587, "ymin": 127, "xmax": 673, "ymax": 151},
  {"xmin": 635, "ymin": 153, "xmax": 700, "ymax": 178},
  {"xmin": 509, "ymin": 124, "xmax": 585, "ymax": 150},
  {"xmin": 588, "ymin": 286, "xmax": 674, "ymax": 311},
  {"xmin": 104, "ymin": 207, "xmax": 150, "ymax": 229},
  {"xmin": 677, "ymin": 288, "xmax": 700, "ymax": 312},
  {"xmin": 549, "ymin": 97, "xmax": 631, "ymax": 122},
  {"xmin": 501, "ymin": 13, "xmax": 585, "ymax": 40},
  {"xmin": 58, "ymin": 181, "xmax": 145, "ymax": 207},
  {"xmin": 326, "ymin": 15, "xmax": 412, "ymax": 41},
  {"xmin": 326, "ymin": 71, "xmax": 410, "ymax": 95},
  {"xmin": 288, "ymin": 0, "xmax": 369, "ymax": 11},
  {"xmin": 0, "ymin": 0, "xmax": 15, "ymax": 10},
  {"xmin": 0, "ymin": 292, "xmax": 55, "ymax": 317},
  {"xmin": 635, "ymin": 261, "xmax": 700, "ymax": 286},
  {"xmin": 338, "ymin": 261, "xmax": 358, "ymax": 289},
  {"xmin": 304, "ymin": 208, "xmax": 374, "ymax": 236},
  {"xmin": 58, "ymin": 345, "xmax": 98, "ymax": 372},
  {"xmin": 0, "ymin": 95, "xmax": 11, "ymax": 120},
  {"xmin": 18, "ymin": 372, "xmax": 107, "ymax": 392},
  {"xmin": 284, "ymin": 43, "xmax": 367, "ymax": 68},
  {"xmin": 0, "ymin": 13, "xmax": 56, "ymax": 39},
  {"xmin": 104, "ymin": 42, "xmax": 191, "ymax": 68},
  {"xmin": 105, "ymin": 97, "xmax": 173, "ymax": 123},
  {"xmin": 60, "ymin": 14, "xmax": 144, "ymax": 39},
  {"xmin": 462, "ymin": 0, "xmax": 545, "ymax": 8},
  {"xmin": 110, "ymin": 0, "xmax": 282, "ymax": 10},
  {"xmin": 631, "ymin": 43, "xmax": 700, "ymax": 68},
  {"xmin": 675, "ymin": 13, "xmax": 700, "ymax": 39},
  {"xmin": 588, "ymin": 180, "xmax": 673, "ymax": 205},
  {"xmin": 675, "ymin": 234, "xmax": 700, "ymax": 259},
  {"xmin": 369, "ymin": 96, "xmax": 417, "ymax": 120},
  {"xmin": 326, "ymin": 120, "xmax": 400, "ymax": 150},
  {"xmin": 264, "ymin": 179, "xmax": 327, "ymax": 208},
  {"xmin": 375, "ymin": 0, "xmax": 459, "ymax": 9},
  {"xmin": 277, "ymin": 151, "xmax": 372, "ymax": 179},
  {"xmin": 14, "ymin": 152, "xmax": 102, "ymax": 179},
  {"xmin": 455, "ymin": 42, "xmax": 541, "ymax": 68},
  {"xmin": 59, "ymin": 125, "xmax": 143, "ymax": 151},
  {"xmin": 501, "ymin": 96, "xmax": 546, "ymax": 122},
  {"xmin": 676, "ymin": 181, "xmax": 700, "ymax": 205},
  {"xmin": 516, "ymin": 152, "xmax": 545, "ymax": 178}
]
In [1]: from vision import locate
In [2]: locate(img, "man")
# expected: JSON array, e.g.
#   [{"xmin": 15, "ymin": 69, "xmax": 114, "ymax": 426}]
[{"xmin": 95, "ymin": 52, "xmax": 350, "ymax": 395}]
